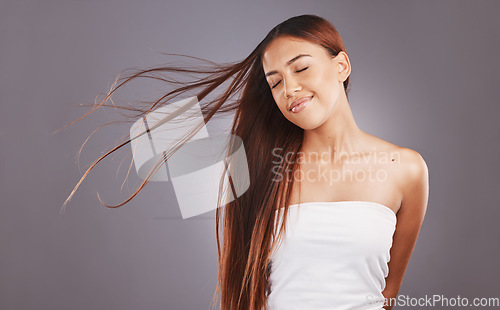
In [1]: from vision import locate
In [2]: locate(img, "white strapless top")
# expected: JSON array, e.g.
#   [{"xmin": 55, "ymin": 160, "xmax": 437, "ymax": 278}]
[{"xmin": 266, "ymin": 201, "xmax": 397, "ymax": 310}]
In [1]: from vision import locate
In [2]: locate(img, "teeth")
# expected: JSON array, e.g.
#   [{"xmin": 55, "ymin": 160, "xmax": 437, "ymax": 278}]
[{"xmin": 290, "ymin": 96, "xmax": 311, "ymax": 113}]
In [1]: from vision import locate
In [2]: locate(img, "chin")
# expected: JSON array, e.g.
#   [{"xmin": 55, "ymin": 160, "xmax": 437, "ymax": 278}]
[
  {"xmin": 300, "ymin": 123, "xmax": 322, "ymax": 131},
  {"xmin": 296, "ymin": 111, "xmax": 326, "ymax": 130},
  {"xmin": 295, "ymin": 119, "xmax": 324, "ymax": 131}
]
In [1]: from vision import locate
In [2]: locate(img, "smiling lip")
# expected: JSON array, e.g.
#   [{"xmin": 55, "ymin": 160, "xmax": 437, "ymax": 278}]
[{"xmin": 289, "ymin": 96, "xmax": 313, "ymax": 112}]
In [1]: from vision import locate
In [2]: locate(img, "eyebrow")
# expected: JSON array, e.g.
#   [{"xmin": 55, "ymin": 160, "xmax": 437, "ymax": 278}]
[{"xmin": 264, "ymin": 54, "xmax": 311, "ymax": 77}]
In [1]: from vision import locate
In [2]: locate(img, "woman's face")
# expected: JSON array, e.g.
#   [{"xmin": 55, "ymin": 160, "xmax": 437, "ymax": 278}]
[{"xmin": 262, "ymin": 35, "xmax": 349, "ymax": 130}]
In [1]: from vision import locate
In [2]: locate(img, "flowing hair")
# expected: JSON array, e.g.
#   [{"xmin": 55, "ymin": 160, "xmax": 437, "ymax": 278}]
[{"xmin": 59, "ymin": 14, "xmax": 350, "ymax": 310}]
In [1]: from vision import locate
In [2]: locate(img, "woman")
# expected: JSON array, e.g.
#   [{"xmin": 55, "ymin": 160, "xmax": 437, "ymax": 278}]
[{"xmin": 62, "ymin": 14, "xmax": 429, "ymax": 310}]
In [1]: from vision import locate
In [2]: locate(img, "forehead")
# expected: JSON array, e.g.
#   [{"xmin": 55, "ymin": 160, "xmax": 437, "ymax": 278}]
[{"xmin": 262, "ymin": 36, "xmax": 325, "ymax": 69}]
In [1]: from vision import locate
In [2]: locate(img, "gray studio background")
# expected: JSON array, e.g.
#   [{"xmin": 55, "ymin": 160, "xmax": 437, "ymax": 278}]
[{"xmin": 1, "ymin": 0, "xmax": 499, "ymax": 309}]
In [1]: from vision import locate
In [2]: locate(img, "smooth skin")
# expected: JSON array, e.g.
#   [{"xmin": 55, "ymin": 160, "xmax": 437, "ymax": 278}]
[{"xmin": 262, "ymin": 35, "xmax": 429, "ymax": 310}]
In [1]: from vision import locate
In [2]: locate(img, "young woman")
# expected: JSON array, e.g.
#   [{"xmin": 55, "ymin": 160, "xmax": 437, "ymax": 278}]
[{"xmin": 62, "ymin": 14, "xmax": 429, "ymax": 310}]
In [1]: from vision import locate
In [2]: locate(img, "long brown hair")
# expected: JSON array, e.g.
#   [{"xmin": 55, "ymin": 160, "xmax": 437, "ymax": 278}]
[{"xmin": 59, "ymin": 14, "xmax": 350, "ymax": 310}]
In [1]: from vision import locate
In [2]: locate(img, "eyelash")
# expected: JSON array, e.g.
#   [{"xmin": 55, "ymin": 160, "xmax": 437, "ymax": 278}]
[{"xmin": 271, "ymin": 67, "xmax": 309, "ymax": 89}]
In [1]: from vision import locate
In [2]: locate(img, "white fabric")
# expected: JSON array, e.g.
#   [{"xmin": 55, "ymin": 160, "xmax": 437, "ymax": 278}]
[{"xmin": 266, "ymin": 201, "xmax": 397, "ymax": 310}]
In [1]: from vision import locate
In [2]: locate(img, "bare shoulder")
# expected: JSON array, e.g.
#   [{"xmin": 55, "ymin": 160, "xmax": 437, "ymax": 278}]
[
  {"xmin": 364, "ymin": 134, "xmax": 428, "ymax": 177},
  {"xmin": 366, "ymin": 132, "xmax": 428, "ymax": 188},
  {"xmin": 394, "ymin": 146, "xmax": 429, "ymax": 215},
  {"xmin": 364, "ymin": 136, "xmax": 429, "ymax": 213},
  {"xmin": 378, "ymin": 146, "xmax": 429, "ymax": 298},
  {"xmin": 396, "ymin": 147, "xmax": 429, "ymax": 188}
]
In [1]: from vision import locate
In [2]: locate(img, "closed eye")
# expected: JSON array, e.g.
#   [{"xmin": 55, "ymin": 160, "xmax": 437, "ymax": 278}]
[{"xmin": 271, "ymin": 67, "xmax": 309, "ymax": 89}]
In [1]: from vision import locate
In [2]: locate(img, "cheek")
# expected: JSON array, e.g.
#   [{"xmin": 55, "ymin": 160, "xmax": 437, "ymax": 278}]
[
  {"xmin": 271, "ymin": 91, "xmax": 288, "ymax": 111},
  {"xmin": 270, "ymin": 95, "xmax": 285, "ymax": 116},
  {"xmin": 313, "ymin": 68, "xmax": 340, "ymax": 101}
]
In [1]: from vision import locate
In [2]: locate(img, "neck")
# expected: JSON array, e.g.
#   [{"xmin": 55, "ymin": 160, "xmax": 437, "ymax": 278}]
[{"xmin": 300, "ymin": 91, "xmax": 367, "ymax": 164}]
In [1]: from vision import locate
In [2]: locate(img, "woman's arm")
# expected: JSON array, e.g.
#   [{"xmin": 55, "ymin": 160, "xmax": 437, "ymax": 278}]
[{"xmin": 382, "ymin": 148, "xmax": 429, "ymax": 310}]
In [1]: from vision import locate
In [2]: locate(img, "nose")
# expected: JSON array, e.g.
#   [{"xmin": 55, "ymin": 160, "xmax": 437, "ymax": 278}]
[{"xmin": 283, "ymin": 76, "xmax": 301, "ymax": 98}]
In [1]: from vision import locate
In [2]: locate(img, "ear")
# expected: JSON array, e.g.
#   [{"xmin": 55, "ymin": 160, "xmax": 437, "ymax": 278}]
[{"xmin": 335, "ymin": 51, "xmax": 351, "ymax": 82}]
